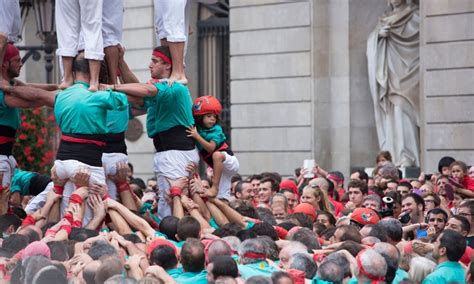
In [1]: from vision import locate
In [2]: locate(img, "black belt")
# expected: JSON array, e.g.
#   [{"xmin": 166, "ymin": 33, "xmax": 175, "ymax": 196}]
[{"xmin": 153, "ymin": 126, "xmax": 195, "ymax": 152}]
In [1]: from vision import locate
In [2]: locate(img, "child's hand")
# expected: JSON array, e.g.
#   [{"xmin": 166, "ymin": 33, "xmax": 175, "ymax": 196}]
[{"xmin": 186, "ymin": 126, "xmax": 199, "ymax": 139}]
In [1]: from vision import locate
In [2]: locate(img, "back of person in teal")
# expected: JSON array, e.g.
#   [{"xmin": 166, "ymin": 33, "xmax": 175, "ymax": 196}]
[
  {"xmin": 0, "ymin": 89, "xmax": 20, "ymax": 154},
  {"xmin": 423, "ymin": 230, "xmax": 467, "ymax": 284},
  {"xmin": 55, "ymin": 80, "xmax": 127, "ymax": 167},
  {"xmin": 9, "ymin": 168, "xmax": 52, "ymax": 206}
]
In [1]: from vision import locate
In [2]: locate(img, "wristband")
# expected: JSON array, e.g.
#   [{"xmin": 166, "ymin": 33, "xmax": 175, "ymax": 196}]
[
  {"xmin": 45, "ymin": 228, "xmax": 57, "ymax": 237},
  {"xmin": 169, "ymin": 186, "xmax": 182, "ymax": 198},
  {"xmin": 72, "ymin": 220, "xmax": 82, "ymax": 228},
  {"xmin": 53, "ymin": 184, "xmax": 64, "ymax": 195},
  {"xmin": 69, "ymin": 193, "xmax": 83, "ymax": 204},
  {"xmin": 117, "ymin": 182, "xmax": 130, "ymax": 193},
  {"xmin": 101, "ymin": 193, "xmax": 110, "ymax": 201},
  {"xmin": 0, "ymin": 185, "xmax": 3, "ymax": 193},
  {"xmin": 22, "ymin": 215, "xmax": 36, "ymax": 226},
  {"xmin": 63, "ymin": 213, "xmax": 74, "ymax": 224}
]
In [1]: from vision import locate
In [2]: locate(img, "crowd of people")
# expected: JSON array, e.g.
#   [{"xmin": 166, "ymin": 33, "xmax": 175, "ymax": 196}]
[{"xmin": 1, "ymin": 0, "xmax": 474, "ymax": 283}]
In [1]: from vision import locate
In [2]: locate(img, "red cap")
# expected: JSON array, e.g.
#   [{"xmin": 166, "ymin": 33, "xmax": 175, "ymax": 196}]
[
  {"xmin": 147, "ymin": 238, "xmax": 177, "ymax": 256},
  {"xmin": 3, "ymin": 43, "xmax": 20, "ymax": 63},
  {"xmin": 192, "ymin": 96, "xmax": 222, "ymax": 116},
  {"xmin": 351, "ymin": 208, "xmax": 380, "ymax": 225},
  {"xmin": 280, "ymin": 179, "xmax": 298, "ymax": 195},
  {"xmin": 293, "ymin": 203, "xmax": 317, "ymax": 222},
  {"xmin": 273, "ymin": 226, "xmax": 289, "ymax": 240},
  {"xmin": 286, "ymin": 269, "xmax": 305, "ymax": 284}
]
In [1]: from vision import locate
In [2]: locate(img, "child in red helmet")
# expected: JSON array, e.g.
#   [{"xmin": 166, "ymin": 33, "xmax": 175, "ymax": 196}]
[{"xmin": 187, "ymin": 96, "xmax": 239, "ymax": 199}]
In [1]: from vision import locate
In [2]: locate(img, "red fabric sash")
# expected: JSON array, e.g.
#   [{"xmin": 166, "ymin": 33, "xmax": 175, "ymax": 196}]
[{"xmin": 61, "ymin": 135, "xmax": 106, "ymax": 147}]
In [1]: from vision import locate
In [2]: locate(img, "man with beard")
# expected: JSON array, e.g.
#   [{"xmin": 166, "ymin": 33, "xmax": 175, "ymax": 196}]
[{"xmin": 401, "ymin": 193, "xmax": 426, "ymax": 239}]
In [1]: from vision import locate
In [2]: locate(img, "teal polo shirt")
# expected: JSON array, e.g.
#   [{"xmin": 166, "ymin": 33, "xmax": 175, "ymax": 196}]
[
  {"xmin": 196, "ymin": 124, "xmax": 226, "ymax": 152},
  {"xmin": 10, "ymin": 169, "xmax": 37, "ymax": 195},
  {"xmin": 422, "ymin": 261, "xmax": 466, "ymax": 284},
  {"xmin": 238, "ymin": 261, "xmax": 279, "ymax": 279},
  {"xmin": 393, "ymin": 268, "xmax": 410, "ymax": 283},
  {"xmin": 143, "ymin": 82, "xmax": 194, "ymax": 137},
  {"xmin": 106, "ymin": 104, "xmax": 130, "ymax": 133},
  {"xmin": 54, "ymin": 81, "xmax": 128, "ymax": 134},
  {"xmin": 173, "ymin": 268, "xmax": 207, "ymax": 284},
  {"xmin": 0, "ymin": 89, "xmax": 20, "ymax": 130}
]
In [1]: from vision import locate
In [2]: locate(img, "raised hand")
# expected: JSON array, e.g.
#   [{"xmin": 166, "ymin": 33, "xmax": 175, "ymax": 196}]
[{"xmin": 71, "ymin": 167, "xmax": 91, "ymax": 188}]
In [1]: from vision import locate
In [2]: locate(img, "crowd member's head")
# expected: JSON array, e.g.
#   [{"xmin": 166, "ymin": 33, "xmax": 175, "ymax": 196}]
[
  {"xmin": 149, "ymin": 240, "xmax": 178, "ymax": 270},
  {"xmin": 469, "ymin": 165, "xmax": 474, "ymax": 180},
  {"xmin": 401, "ymin": 193, "xmax": 425, "ymax": 224},
  {"xmin": 231, "ymin": 200, "xmax": 259, "ymax": 219},
  {"xmin": 289, "ymin": 228, "xmax": 321, "ymax": 252},
  {"xmin": 177, "ymin": 216, "xmax": 201, "ymax": 241},
  {"xmin": 258, "ymin": 177, "xmax": 279, "ymax": 205},
  {"xmin": 317, "ymin": 260, "xmax": 344, "ymax": 284},
  {"xmin": 408, "ymin": 256, "xmax": 436, "ymax": 283},
  {"xmin": 377, "ymin": 218, "xmax": 403, "ymax": 244},
  {"xmin": 384, "ymin": 191, "xmax": 403, "ymax": 218},
  {"xmin": 396, "ymin": 181, "xmax": 412, "ymax": 197},
  {"xmin": 347, "ymin": 180, "xmax": 368, "ymax": 208},
  {"xmin": 271, "ymin": 203, "xmax": 287, "ymax": 223},
  {"xmin": 21, "ymin": 255, "xmax": 52, "ymax": 284},
  {"xmin": 17, "ymin": 225, "xmax": 41, "ymax": 243},
  {"xmin": 255, "ymin": 208, "xmax": 277, "ymax": 225},
  {"xmin": 457, "ymin": 199, "xmax": 474, "ymax": 235},
  {"xmin": 2, "ymin": 234, "xmax": 28, "ymax": 254},
  {"xmin": 206, "ymin": 239, "xmax": 233, "ymax": 264},
  {"xmin": 200, "ymin": 178, "xmax": 212, "ymax": 191},
  {"xmin": 350, "ymin": 169, "xmax": 369, "ymax": 184},
  {"xmin": 301, "ymin": 184, "xmax": 332, "ymax": 213},
  {"xmin": 445, "ymin": 215, "xmax": 470, "ymax": 236},
  {"xmin": 278, "ymin": 241, "xmax": 308, "ymax": 269},
  {"xmin": 149, "ymin": 46, "xmax": 172, "ymax": 79},
  {"xmin": 46, "ymin": 241, "xmax": 69, "ymax": 261},
  {"xmin": 419, "ymin": 183, "xmax": 434, "ymax": 197},
  {"xmin": 0, "ymin": 214, "xmax": 22, "ymax": 238},
  {"xmin": 88, "ymin": 240, "xmax": 117, "ymax": 260},
  {"xmin": 350, "ymin": 208, "xmax": 380, "ymax": 229},
  {"xmin": 159, "ymin": 216, "xmax": 179, "ymax": 241},
  {"xmin": 2, "ymin": 43, "xmax": 22, "ymax": 80},
  {"xmin": 438, "ymin": 156, "xmax": 455, "ymax": 176},
  {"xmin": 432, "ymin": 229, "xmax": 466, "ymax": 263},
  {"xmin": 316, "ymin": 210, "xmax": 336, "ymax": 229},
  {"xmin": 373, "ymin": 242, "xmax": 401, "ymax": 283},
  {"xmin": 450, "ymin": 160, "xmax": 469, "ymax": 182},
  {"xmin": 95, "ymin": 256, "xmax": 124, "ymax": 284},
  {"xmin": 355, "ymin": 249, "xmax": 387, "ymax": 282},
  {"xmin": 234, "ymin": 181, "xmax": 254, "ymax": 201},
  {"xmin": 423, "ymin": 193, "xmax": 440, "ymax": 213},
  {"xmin": 376, "ymin": 151, "xmax": 392, "ymax": 166},
  {"xmin": 385, "ymin": 180, "xmax": 398, "ymax": 193},
  {"xmin": 426, "ymin": 208, "xmax": 448, "ymax": 234},
  {"xmin": 239, "ymin": 238, "xmax": 266, "ymax": 265},
  {"xmin": 285, "ymin": 212, "xmax": 313, "ymax": 229},
  {"xmin": 271, "ymin": 271, "xmax": 293, "ymax": 284},
  {"xmin": 289, "ymin": 253, "xmax": 317, "ymax": 279},
  {"xmin": 280, "ymin": 189, "xmax": 298, "ymax": 211},
  {"xmin": 248, "ymin": 174, "xmax": 262, "ymax": 196},
  {"xmin": 362, "ymin": 194, "xmax": 381, "ymax": 211},
  {"xmin": 180, "ymin": 238, "xmax": 205, "ymax": 273},
  {"xmin": 207, "ymin": 255, "xmax": 238, "ymax": 283},
  {"xmin": 279, "ymin": 179, "xmax": 298, "ymax": 195},
  {"xmin": 333, "ymin": 225, "xmax": 362, "ymax": 243}
]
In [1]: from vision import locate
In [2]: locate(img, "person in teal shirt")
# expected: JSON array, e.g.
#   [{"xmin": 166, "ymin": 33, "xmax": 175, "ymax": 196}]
[
  {"xmin": 423, "ymin": 229, "xmax": 467, "ymax": 284},
  {"xmin": 9, "ymin": 168, "xmax": 52, "ymax": 206},
  {"xmin": 172, "ymin": 239, "xmax": 207, "ymax": 284},
  {"xmin": 238, "ymin": 238, "xmax": 279, "ymax": 279},
  {"xmin": 112, "ymin": 46, "xmax": 199, "ymax": 219}
]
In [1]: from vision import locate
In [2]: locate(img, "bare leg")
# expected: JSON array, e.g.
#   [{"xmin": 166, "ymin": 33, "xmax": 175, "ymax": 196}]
[
  {"xmin": 208, "ymin": 151, "xmax": 225, "ymax": 198},
  {"xmin": 88, "ymin": 59, "xmax": 101, "ymax": 92},
  {"xmin": 59, "ymin": 56, "xmax": 75, "ymax": 89},
  {"xmin": 104, "ymin": 45, "xmax": 119, "ymax": 84},
  {"xmin": 160, "ymin": 38, "xmax": 169, "ymax": 46},
  {"xmin": 168, "ymin": 41, "xmax": 187, "ymax": 85}
]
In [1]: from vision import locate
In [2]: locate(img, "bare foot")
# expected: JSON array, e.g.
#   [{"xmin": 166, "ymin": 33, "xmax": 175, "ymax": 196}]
[
  {"xmin": 58, "ymin": 78, "xmax": 74, "ymax": 90},
  {"xmin": 168, "ymin": 71, "xmax": 188, "ymax": 86}
]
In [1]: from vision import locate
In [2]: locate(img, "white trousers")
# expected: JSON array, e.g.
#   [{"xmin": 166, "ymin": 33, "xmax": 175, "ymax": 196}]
[
  {"xmin": 78, "ymin": 0, "xmax": 123, "ymax": 50},
  {"xmin": 25, "ymin": 182, "xmax": 54, "ymax": 214},
  {"xmin": 0, "ymin": 155, "xmax": 16, "ymax": 187},
  {"xmin": 53, "ymin": 159, "xmax": 106, "ymax": 226},
  {"xmin": 56, "ymin": 0, "xmax": 104, "ymax": 60},
  {"xmin": 216, "ymin": 152, "xmax": 240, "ymax": 200},
  {"xmin": 0, "ymin": 0, "xmax": 21, "ymax": 43},
  {"xmin": 102, "ymin": 152, "xmax": 128, "ymax": 200},
  {"xmin": 154, "ymin": 148, "xmax": 199, "ymax": 219}
]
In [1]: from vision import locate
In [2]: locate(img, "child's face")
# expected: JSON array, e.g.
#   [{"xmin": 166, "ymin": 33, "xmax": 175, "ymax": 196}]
[
  {"xmin": 469, "ymin": 166, "xmax": 474, "ymax": 180},
  {"xmin": 441, "ymin": 166, "xmax": 451, "ymax": 176},
  {"xmin": 451, "ymin": 165, "xmax": 465, "ymax": 180},
  {"xmin": 203, "ymin": 113, "xmax": 217, "ymax": 128}
]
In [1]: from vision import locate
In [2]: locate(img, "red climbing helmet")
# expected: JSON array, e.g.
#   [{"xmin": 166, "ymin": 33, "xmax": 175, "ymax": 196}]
[{"xmin": 192, "ymin": 95, "xmax": 222, "ymax": 116}]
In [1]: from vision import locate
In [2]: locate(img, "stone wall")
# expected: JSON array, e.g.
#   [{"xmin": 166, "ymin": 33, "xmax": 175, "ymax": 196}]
[
  {"xmin": 230, "ymin": 0, "xmax": 313, "ymax": 176},
  {"xmin": 420, "ymin": 0, "xmax": 474, "ymax": 171}
]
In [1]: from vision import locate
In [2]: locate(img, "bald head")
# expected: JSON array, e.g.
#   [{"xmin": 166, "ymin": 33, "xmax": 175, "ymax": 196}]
[
  {"xmin": 373, "ymin": 242, "xmax": 400, "ymax": 282},
  {"xmin": 207, "ymin": 240, "xmax": 233, "ymax": 263}
]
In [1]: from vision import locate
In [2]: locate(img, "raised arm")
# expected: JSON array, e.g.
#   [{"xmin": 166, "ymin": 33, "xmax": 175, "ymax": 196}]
[
  {"xmin": 106, "ymin": 198, "xmax": 155, "ymax": 238},
  {"xmin": 118, "ymin": 46, "xmax": 140, "ymax": 84}
]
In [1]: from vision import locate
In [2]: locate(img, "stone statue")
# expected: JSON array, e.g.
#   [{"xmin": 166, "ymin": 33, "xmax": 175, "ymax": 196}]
[{"xmin": 367, "ymin": 0, "xmax": 420, "ymax": 167}]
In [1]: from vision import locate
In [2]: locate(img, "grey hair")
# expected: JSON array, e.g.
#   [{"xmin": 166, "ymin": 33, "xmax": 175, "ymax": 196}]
[
  {"xmin": 23, "ymin": 256, "xmax": 52, "ymax": 284},
  {"xmin": 270, "ymin": 193, "xmax": 288, "ymax": 209},
  {"xmin": 289, "ymin": 253, "xmax": 318, "ymax": 279},
  {"xmin": 379, "ymin": 162, "xmax": 399, "ymax": 180},
  {"xmin": 358, "ymin": 249, "xmax": 387, "ymax": 279},
  {"xmin": 408, "ymin": 256, "xmax": 436, "ymax": 283},
  {"xmin": 257, "ymin": 236, "xmax": 279, "ymax": 261},
  {"xmin": 281, "ymin": 241, "xmax": 308, "ymax": 256},
  {"xmin": 363, "ymin": 195, "xmax": 382, "ymax": 207},
  {"xmin": 245, "ymin": 275, "xmax": 272, "ymax": 284},
  {"xmin": 324, "ymin": 252, "xmax": 351, "ymax": 278},
  {"xmin": 317, "ymin": 260, "xmax": 344, "ymax": 284},
  {"xmin": 104, "ymin": 275, "xmax": 138, "ymax": 284},
  {"xmin": 377, "ymin": 218, "xmax": 403, "ymax": 242},
  {"xmin": 238, "ymin": 238, "xmax": 266, "ymax": 265},
  {"xmin": 222, "ymin": 236, "xmax": 241, "ymax": 252}
]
